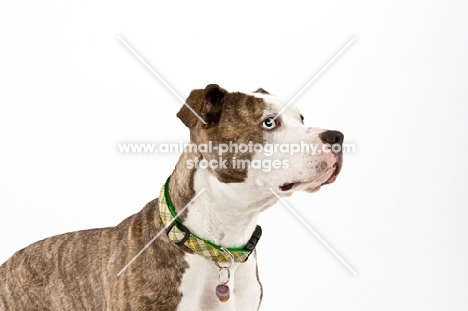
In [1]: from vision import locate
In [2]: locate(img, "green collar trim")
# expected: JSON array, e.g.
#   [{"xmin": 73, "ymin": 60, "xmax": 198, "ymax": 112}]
[{"xmin": 160, "ymin": 176, "xmax": 262, "ymax": 263}]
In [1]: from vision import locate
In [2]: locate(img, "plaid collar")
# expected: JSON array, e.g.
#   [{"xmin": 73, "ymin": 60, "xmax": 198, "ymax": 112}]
[{"xmin": 159, "ymin": 177, "xmax": 262, "ymax": 263}]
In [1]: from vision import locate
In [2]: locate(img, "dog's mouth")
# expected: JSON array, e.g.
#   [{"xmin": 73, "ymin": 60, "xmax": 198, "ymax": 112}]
[
  {"xmin": 279, "ymin": 183, "xmax": 296, "ymax": 191},
  {"xmin": 321, "ymin": 159, "xmax": 342, "ymax": 186},
  {"xmin": 279, "ymin": 160, "xmax": 342, "ymax": 192}
]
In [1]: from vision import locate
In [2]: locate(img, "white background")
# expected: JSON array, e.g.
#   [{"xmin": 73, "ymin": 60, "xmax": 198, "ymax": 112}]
[{"xmin": 1, "ymin": 1, "xmax": 468, "ymax": 310}]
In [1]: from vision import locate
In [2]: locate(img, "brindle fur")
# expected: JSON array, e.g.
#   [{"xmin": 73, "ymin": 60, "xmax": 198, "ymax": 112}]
[
  {"xmin": 0, "ymin": 84, "xmax": 266, "ymax": 310},
  {"xmin": 0, "ymin": 200, "xmax": 189, "ymax": 310}
]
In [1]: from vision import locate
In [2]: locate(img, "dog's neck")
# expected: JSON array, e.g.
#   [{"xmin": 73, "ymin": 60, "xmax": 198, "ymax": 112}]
[{"xmin": 168, "ymin": 151, "xmax": 277, "ymax": 248}]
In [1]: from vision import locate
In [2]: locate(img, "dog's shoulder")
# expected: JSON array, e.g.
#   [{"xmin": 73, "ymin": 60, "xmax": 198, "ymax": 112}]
[{"xmin": 0, "ymin": 198, "xmax": 188, "ymax": 309}]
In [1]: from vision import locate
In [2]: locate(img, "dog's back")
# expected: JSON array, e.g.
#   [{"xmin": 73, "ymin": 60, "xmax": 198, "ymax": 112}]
[
  {"xmin": 0, "ymin": 227, "xmax": 109, "ymax": 310},
  {"xmin": 0, "ymin": 199, "xmax": 188, "ymax": 310}
]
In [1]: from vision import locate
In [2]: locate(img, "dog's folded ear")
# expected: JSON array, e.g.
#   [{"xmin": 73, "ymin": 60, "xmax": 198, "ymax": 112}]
[
  {"xmin": 254, "ymin": 88, "xmax": 270, "ymax": 94},
  {"xmin": 177, "ymin": 84, "xmax": 228, "ymax": 129}
]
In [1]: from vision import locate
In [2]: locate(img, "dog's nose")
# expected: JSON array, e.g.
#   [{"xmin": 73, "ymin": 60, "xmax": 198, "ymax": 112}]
[{"xmin": 319, "ymin": 130, "xmax": 344, "ymax": 145}]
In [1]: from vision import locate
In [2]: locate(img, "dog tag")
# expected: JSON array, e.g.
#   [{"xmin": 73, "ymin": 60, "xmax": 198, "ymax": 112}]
[{"xmin": 215, "ymin": 284, "xmax": 230, "ymax": 302}]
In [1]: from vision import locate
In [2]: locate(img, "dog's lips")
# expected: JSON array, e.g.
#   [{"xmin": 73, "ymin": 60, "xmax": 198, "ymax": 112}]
[
  {"xmin": 322, "ymin": 170, "xmax": 337, "ymax": 185},
  {"xmin": 279, "ymin": 183, "xmax": 296, "ymax": 191},
  {"xmin": 278, "ymin": 181, "xmax": 319, "ymax": 193},
  {"xmin": 322, "ymin": 160, "xmax": 342, "ymax": 185},
  {"xmin": 279, "ymin": 159, "xmax": 342, "ymax": 192}
]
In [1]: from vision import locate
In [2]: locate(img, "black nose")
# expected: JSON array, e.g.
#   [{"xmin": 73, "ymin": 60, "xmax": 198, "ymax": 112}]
[{"xmin": 319, "ymin": 130, "xmax": 344, "ymax": 145}]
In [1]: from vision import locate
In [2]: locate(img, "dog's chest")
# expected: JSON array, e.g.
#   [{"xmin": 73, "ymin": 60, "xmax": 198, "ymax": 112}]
[{"xmin": 176, "ymin": 253, "xmax": 262, "ymax": 311}]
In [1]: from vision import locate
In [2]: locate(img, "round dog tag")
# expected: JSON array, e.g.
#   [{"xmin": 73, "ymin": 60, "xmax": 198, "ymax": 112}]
[{"xmin": 215, "ymin": 284, "xmax": 230, "ymax": 302}]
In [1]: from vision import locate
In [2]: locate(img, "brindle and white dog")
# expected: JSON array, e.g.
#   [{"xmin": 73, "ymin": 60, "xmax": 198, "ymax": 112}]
[{"xmin": 0, "ymin": 85, "xmax": 343, "ymax": 311}]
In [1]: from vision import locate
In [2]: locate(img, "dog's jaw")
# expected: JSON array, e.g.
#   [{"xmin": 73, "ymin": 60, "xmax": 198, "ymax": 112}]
[{"xmin": 182, "ymin": 168, "xmax": 276, "ymax": 248}]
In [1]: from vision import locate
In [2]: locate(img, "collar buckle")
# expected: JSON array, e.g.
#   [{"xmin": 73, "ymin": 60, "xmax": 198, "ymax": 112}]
[
  {"xmin": 244, "ymin": 225, "xmax": 262, "ymax": 251},
  {"xmin": 166, "ymin": 220, "xmax": 191, "ymax": 245}
]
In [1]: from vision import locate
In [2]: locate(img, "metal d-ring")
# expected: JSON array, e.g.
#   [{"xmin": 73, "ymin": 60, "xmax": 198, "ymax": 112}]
[
  {"xmin": 214, "ymin": 247, "xmax": 235, "ymax": 269},
  {"xmin": 214, "ymin": 247, "xmax": 235, "ymax": 285},
  {"xmin": 218, "ymin": 266, "xmax": 230, "ymax": 285}
]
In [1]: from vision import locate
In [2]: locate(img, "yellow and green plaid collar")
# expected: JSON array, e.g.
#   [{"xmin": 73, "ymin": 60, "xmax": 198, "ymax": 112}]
[{"xmin": 159, "ymin": 177, "xmax": 262, "ymax": 263}]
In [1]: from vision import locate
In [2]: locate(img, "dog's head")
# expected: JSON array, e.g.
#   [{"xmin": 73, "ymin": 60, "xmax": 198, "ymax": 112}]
[{"xmin": 177, "ymin": 84, "xmax": 343, "ymax": 195}]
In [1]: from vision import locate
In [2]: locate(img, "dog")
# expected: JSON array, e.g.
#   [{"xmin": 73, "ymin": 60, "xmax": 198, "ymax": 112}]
[{"xmin": 0, "ymin": 84, "xmax": 343, "ymax": 310}]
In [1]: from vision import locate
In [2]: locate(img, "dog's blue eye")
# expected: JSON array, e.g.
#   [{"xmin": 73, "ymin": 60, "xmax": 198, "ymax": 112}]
[{"xmin": 262, "ymin": 117, "xmax": 276, "ymax": 130}]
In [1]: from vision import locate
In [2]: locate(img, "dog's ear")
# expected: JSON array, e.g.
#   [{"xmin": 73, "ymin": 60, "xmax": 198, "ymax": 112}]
[
  {"xmin": 203, "ymin": 84, "xmax": 227, "ymax": 127},
  {"xmin": 254, "ymin": 88, "xmax": 270, "ymax": 94},
  {"xmin": 176, "ymin": 89, "xmax": 204, "ymax": 128},
  {"xmin": 177, "ymin": 84, "xmax": 228, "ymax": 128}
]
